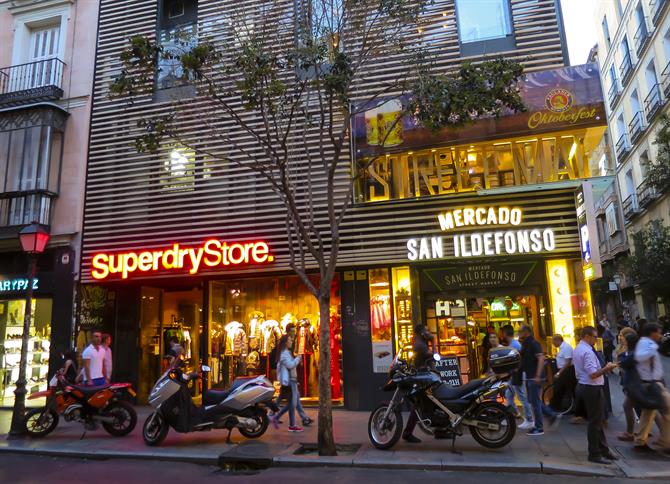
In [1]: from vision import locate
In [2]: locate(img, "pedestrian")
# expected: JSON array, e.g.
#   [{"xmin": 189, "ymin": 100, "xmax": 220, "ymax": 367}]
[
  {"xmin": 598, "ymin": 324, "xmax": 616, "ymax": 363},
  {"xmin": 616, "ymin": 314, "xmax": 630, "ymax": 331},
  {"xmin": 59, "ymin": 349, "xmax": 81, "ymax": 384},
  {"xmin": 81, "ymin": 331, "xmax": 107, "ymax": 386},
  {"xmin": 501, "ymin": 324, "xmax": 534, "ymax": 430},
  {"xmin": 518, "ymin": 325, "xmax": 558, "ymax": 436},
  {"xmin": 273, "ymin": 333, "xmax": 307, "ymax": 432},
  {"xmin": 549, "ymin": 334, "xmax": 575, "ymax": 411},
  {"xmin": 165, "ymin": 336, "xmax": 184, "ymax": 369},
  {"xmin": 101, "ymin": 333, "xmax": 113, "ymax": 383},
  {"xmin": 617, "ymin": 329, "xmax": 639, "ymax": 442},
  {"xmin": 402, "ymin": 323, "xmax": 436, "ymax": 443},
  {"xmin": 599, "ymin": 314, "xmax": 611, "ymax": 331},
  {"xmin": 484, "ymin": 333, "xmax": 501, "ymax": 374},
  {"xmin": 573, "ymin": 326, "xmax": 619, "ymax": 464},
  {"xmin": 633, "ymin": 322, "xmax": 670, "ymax": 453}
]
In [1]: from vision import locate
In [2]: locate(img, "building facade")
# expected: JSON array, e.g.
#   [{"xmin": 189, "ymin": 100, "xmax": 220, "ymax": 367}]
[
  {"xmin": 81, "ymin": 0, "xmax": 611, "ymax": 410},
  {"xmin": 0, "ymin": 0, "xmax": 98, "ymax": 406},
  {"xmin": 595, "ymin": 0, "xmax": 670, "ymax": 320}
]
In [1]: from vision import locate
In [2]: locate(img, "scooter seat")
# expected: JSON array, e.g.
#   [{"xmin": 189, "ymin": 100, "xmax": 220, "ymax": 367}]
[
  {"xmin": 433, "ymin": 378, "xmax": 486, "ymax": 400},
  {"xmin": 72, "ymin": 384, "xmax": 111, "ymax": 396},
  {"xmin": 203, "ymin": 388, "xmax": 231, "ymax": 406}
]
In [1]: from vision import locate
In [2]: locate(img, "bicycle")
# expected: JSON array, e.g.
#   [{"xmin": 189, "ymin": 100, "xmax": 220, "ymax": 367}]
[{"xmin": 542, "ymin": 358, "xmax": 575, "ymax": 416}]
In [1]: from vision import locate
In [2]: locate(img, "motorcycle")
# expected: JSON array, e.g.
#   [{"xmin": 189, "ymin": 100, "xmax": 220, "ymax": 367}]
[
  {"xmin": 660, "ymin": 332, "xmax": 670, "ymax": 357},
  {"xmin": 142, "ymin": 363, "xmax": 276, "ymax": 446},
  {"xmin": 368, "ymin": 347, "xmax": 520, "ymax": 450},
  {"xmin": 23, "ymin": 372, "xmax": 137, "ymax": 437}
]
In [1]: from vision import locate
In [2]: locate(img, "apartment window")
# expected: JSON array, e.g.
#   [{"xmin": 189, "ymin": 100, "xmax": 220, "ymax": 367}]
[
  {"xmin": 605, "ymin": 203, "xmax": 619, "ymax": 235},
  {"xmin": 455, "ymin": 0, "xmax": 512, "ymax": 44},
  {"xmin": 602, "ymin": 16, "xmax": 611, "ymax": 49},
  {"xmin": 615, "ymin": 0, "xmax": 624, "ymax": 19},
  {"xmin": 160, "ymin": 146, "xmax": 195, "ymax": 192},
  {"xmin": 609, "ymin": 64, "xmax": 618, "ymax": 91},
  {"xmin": 0, "ymin": 116, "xmax": 64, "ymax": 226},
  {"xmin": 157, "ymin": 0, "xmax": 198, "ymax": 90},
  {"xmin": 639, "ymin": 150, "xmax": 650, "ymax": 178}
]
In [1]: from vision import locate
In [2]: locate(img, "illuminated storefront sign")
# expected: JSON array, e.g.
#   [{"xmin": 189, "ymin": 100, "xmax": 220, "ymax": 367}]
[
  {"xmin": 0, "ymin": 278, "xmax": 39, "ymax": 292},
  {"xmin": 92, "ymin": 239, "xmax": 275, "ymax": 280},
  {"xmin": 407, "ymin": 206, "xmax": 556, "ymax": 261}
]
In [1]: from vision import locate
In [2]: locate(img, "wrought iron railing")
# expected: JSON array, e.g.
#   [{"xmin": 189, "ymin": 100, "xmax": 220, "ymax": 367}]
[
  {"xmin": 608, "ymin": 80, "xmax": 621, "ymax": 108},
  {"xmin": 644, "ymin": 83, "xmax": 663, "ymax": 121},
  {"xmin": 0, "ymin": 58, "xmax": 65, "ymax": 104},
  {"xmin": 637, "ymin": 178, "xmax": 660, "ymax": 208},
  {"xmin": 620, "ymin": 52, "xmax": 634, "ymax": 85},
  {"xmin": 651, "ymin": 0, "xmax": 668, "ymax": 26},
  {"xmin": 661, "ymin": 61, "xmax": 670, "ymax": 98},
  {"xmin": 633, "ymin": 19, "xmax": 651, "ymax": 56},
  {"xmin": 622, "ymin": 194, "xmax": 641, "ymax": 222},
  {"xmin": 0, "ymin": 191, "xmax": 57, "ymax": 227},
  {"xmin": 615, "ymin": 133, "xmax": 630, "ymax": 161},
  {"xmin": 628, "ymin": 111, "xmax": 646, "ymax": 143}
]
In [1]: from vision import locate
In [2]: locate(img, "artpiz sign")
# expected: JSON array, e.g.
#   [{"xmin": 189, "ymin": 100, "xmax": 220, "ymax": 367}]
[
  {"xmin": 92, "ymin": 239, "xmax": 274, "ymax": 280},
  {"xmin": 406, "ymin": 206, "xmax": 556, "ymax": 261}
]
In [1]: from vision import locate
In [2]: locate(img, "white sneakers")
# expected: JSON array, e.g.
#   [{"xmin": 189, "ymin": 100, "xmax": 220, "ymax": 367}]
[{"xmin": 518, "ymin": 419, "xmax": 534, "ymax": 430}]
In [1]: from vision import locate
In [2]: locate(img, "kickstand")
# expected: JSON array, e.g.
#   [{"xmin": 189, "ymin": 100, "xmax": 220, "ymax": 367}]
[
  {"xmin": 80, "ymin": 429, "xmax": 87, "ymax": 440},
  {"xmin": 450, "ymin": 434, "xmax": 461, "ymax": 455},
  {"xmin": 226, "ymin": 428, "xmax": 233, "ymax": 444}
]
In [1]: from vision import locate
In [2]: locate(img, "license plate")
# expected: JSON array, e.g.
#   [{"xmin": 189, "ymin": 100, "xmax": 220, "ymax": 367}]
[{"xmin": 127, "ymin": 388, "xmax": 137, "ymax": 397}]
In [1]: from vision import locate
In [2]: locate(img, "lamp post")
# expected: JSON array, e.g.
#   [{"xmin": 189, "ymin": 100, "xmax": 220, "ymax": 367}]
[
  {"xmin": 7, "ymin": 222, "xmax": 50, "ymax": 439},
  {"xmin": 613, "ymin": 273, "xmax": 624, "ymax": 312}
]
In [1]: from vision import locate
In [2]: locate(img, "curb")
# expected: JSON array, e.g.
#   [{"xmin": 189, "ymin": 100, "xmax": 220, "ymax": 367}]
[{"xmin": 0, "ymin": 445, "xmax": 636, "ymax": 478}]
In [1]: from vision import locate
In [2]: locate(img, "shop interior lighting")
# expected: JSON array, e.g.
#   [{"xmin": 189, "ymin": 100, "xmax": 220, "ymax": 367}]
[{"xmin": 545, "ymin": 259, "xmax": 575, "ymax": 346}]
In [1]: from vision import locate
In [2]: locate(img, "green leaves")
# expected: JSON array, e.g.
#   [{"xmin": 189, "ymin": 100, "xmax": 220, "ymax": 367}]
[
  {"xmin": 408, "ymin": 58, "xmax": 526, "ymax": 131},
  {"xmin": 631, "ymin": 219, "xmax": 670, "ymax": 300},
  {"xmin": 649, "ymin": 115, "xmax": 670, "ymax": 192}
]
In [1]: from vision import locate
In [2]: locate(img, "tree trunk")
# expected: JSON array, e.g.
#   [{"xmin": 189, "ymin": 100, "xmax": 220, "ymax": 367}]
[{"xmin": 317, "ymin": 293, "xmax": 336, "ymax": 456}]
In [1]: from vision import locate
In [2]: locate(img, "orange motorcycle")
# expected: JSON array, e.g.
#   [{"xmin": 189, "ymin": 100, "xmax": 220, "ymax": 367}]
[{"xmin": 23, "ymin": 372, "xmax": 137, "ymax": 437}]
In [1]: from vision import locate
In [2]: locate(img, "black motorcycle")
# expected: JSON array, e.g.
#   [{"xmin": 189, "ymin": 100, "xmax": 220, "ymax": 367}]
[
  {"xmin": 368, "ymin": 348, "xmax": 520, "ymax": 450},
  {"xmin": 660, "ymin": 332, "xmax": 670, "ymax": 357}
]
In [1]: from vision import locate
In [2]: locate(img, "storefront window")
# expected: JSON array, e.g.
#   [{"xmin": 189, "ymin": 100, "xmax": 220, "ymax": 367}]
[
  {"xmin": 0, "ymin": 298, "xmax": 52, "ymax": 406},
  {"xmin": 368, "ymin": 269, "xmax": 392, "ymax": 373},
  {"xmin": 391, "ymin": 267, "xmax": 412, "ymax": 355},
  {"xmin": 208, "ymin": 275, "xmax": 342, "ymax": 402}
]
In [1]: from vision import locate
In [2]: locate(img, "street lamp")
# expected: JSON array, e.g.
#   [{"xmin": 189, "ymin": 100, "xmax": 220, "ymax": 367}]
[
  {"xmin": 613, "ymin": 273, "xmax": 624, "ymax": 310},
  {"xmin": 8, "ymin": 222, "xmax": 50, "ymax": 439}
]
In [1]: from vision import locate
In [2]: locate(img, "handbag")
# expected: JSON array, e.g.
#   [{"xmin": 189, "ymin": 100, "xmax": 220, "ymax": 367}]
[{"xmin": 623, "ymin": 355, "xmax": 667, "ymax": 411}]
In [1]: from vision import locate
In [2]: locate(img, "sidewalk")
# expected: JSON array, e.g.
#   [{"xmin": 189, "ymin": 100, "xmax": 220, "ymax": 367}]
[{"xmin": 1, "ymin": 377, "xmax": 669, "ymax": 479}]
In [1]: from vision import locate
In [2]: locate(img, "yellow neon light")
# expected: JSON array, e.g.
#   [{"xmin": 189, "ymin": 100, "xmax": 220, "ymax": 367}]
[{"xmin": 546, "ymin": 259, "xmax": 575, "ymax": 346}]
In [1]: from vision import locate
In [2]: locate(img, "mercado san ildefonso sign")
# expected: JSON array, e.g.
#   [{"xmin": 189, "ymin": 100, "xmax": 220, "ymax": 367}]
[
  {"xmin": 407, "ymin": 206, "xmax": 556, "ymax": 261},
  {"xmin": 91, "ymin": 239, "xmax": 274, "ymax": 280}
]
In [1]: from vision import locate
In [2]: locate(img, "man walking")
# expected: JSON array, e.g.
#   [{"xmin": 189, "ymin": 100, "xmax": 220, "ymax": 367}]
[
  {"xmin": 633, "ymin": 322, "xmax": 670, "ymax": 453},
  {"xmin": 82, "ymin": 332, "xmax": 107, "ymax": 386},
  {"xmin": 573, "ymin": 326, "xmax": 618, "ymax": 464},
  {"xmin": 502, "ymin": 325, "xmax": 533, "ymax": 430},
  {"xmin": 101, "ymin": 333, "xmax": 113, "ymax": 383},
  {"xmin": 549, "ymin": 334, "xmax": 575, "ymax": 410},
  {"xmin": 519, "ymin": 325, "xmax": 558, "ymax": 436}
]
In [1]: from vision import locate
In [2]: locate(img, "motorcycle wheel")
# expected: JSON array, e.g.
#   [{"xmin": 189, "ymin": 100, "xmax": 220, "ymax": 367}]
[
  {"xmin": 468, "ymin": 401, "xmax": 516, "ymax": 449},
  {"xmin": 102, "ymin": 401, "xmax": 137, "ymax": 437},
  {"xmin": 143, "ymin": 412, "xmax": 169, "ymax": 446},
  {"xmin": 368, "ymin": 404, "xmax": 403, "ymax": 450},
  {"xmin": 23, "ymin": 407, "xmax": 59, "ymax": 438},
  {"xmin": 238, "ymin": 411, "xmax": 269, "ymax": 439}
]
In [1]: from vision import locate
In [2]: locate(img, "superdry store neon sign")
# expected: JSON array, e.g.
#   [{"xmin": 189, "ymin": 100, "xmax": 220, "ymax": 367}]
[{"xmin": 91, "ymin": 239, "xmax": 275, "ymax": 280}]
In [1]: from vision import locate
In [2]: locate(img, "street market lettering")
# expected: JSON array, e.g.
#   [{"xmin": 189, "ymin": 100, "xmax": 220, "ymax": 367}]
[
  {"xmin": 91, "ymin": 240, "xmax": 274, "ymax": 280},
  {"xmin": 527, "ymin": 107, "xmax": 597, "ymax": 130},
  {"xmin": 438, "ymin": 207, "xmax": 522, "ymax": 230}
]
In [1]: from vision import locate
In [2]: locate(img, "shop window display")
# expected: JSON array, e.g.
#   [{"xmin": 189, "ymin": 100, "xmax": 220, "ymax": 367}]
[
  {"xmin": 0, "ymin": 298, "xmax": 51, "ymax": 406},
  {"xmin": 391, "ymin": 267, "xmax": 412, "ymax": 355},
  {"xmin": 208, "ymin": 275, "xmax": 342, "ymax": 403}
]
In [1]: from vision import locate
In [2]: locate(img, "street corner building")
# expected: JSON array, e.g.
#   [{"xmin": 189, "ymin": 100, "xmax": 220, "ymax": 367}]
[
  {"xmin": 79, "ymin": 0, "xmax": 609, "ymax": 410},
  {"xmin": 0, "ymin": 0, "xmax": 98, "ymax": 407}
]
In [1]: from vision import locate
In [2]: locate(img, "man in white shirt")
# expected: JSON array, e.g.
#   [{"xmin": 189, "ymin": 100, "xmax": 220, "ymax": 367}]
[
  {"xmin": 101, "ymin": 333, "xmax": 113, "ymax": 383},
  {"xmin": 553, "ymin": 334, "xmax": 573, "ymax": 373},
  {"xmin": 82, "ymin": 332, "xmax": 107, "ymax": 386},
  {"xmin": 633, "ymin": 322, "xmax": 670, "ymax": 452},
  {"xmin": 573, "ymin": 326, "xmax": 618, "ymax": 464}
]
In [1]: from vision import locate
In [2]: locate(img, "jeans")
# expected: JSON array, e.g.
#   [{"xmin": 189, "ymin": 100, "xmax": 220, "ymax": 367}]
[
  {"xmin": 506, "ymin": 383, "xmax": 533, "ymax": 421},
  {"xmin": 526, "ymin": 380, "xmax": 544, "ymax": 431},
  {"xmin": 276, "ymin": 381, "xmax": 307, "ymax": 426},
  {"xmin": 90, "ymin": 377, "xmax": 106, "ymax": 386}
]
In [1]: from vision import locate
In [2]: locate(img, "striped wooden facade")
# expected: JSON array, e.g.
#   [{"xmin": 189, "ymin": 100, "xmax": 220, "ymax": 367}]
[{"xmin": 81, "ymin": 0, "xmax": 570, "ymax": 283}]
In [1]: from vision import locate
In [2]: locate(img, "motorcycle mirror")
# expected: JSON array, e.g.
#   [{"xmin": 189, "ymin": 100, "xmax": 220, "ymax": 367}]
[
  {"xmin": 433, "ymin": 353, "xmax": 441, "ymax": 362},
  {"xmin": 201, "ymin": 365, "xmax": 211, "ymax": 372}
]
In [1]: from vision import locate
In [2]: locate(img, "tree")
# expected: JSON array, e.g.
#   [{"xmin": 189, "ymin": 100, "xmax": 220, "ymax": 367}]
[
  {"xmin": 630, "ymin": 220, "xmax": 670, "ymax": 307},
  {"xmin": 648, "ymin": 115, "xmax": 670, "ymax": 192},
  {"xmin": 109, "ymin": 0, "xmax": 525, "ymax": 455}
]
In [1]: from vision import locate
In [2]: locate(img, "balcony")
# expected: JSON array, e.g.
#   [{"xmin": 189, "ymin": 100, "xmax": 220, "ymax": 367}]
[
  {"xmin": 615, "ymin": 133, "xmax": 631, "ymax": 161},
  {"xmin": 651, "ymin": 0, "xmax": 669, "ymax": 26},
  {"xmin": 622, "ymin": 194, "xmax": 641, "ymax": 223},
  {"xmin": 620, "ymin": 53, "xmax": 635, "ymax": 86},
  {"xmin": 662, "ymin": 61, "xmax": 670, "ymax": 98},
  {"xmin": 0, "ymin": 58, "xmax": 65, "ymax": 107},
  {"xmin": 637, "ymin": 178, "xmax": 661, "ymax": 208},
  {"xmin": 628, "ymin": 111, "xmax": 646, "ymax": 144},
  {"xmin": 0, "ymin": 191, "xmax": 56, "ymax": 228},
  {"xmin": 634, "ymin": 20, "xmax": 652, "ymax": 57},
  {"xmin": 608, "ymin": 80, "xmax": 621, "ymax": 108},
  {"xmin": 644, "ymin": 83, "xmax": 664, "ymax": 122}
]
